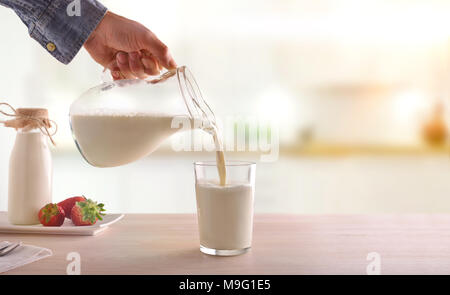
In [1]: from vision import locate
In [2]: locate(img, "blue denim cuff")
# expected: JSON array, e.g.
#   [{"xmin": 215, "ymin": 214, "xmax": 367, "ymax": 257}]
[{"xmin": 29, "ymin": 0, "xmax": 107, "ymax": 64}]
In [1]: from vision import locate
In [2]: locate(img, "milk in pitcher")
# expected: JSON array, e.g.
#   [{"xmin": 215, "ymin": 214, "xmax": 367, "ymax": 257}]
[{"xmin": 71, "ymin": 112, "xmax": 180, "ymax": 167}]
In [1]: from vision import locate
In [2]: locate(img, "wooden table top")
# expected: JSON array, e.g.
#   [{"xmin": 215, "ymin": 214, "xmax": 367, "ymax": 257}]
[{"xmin": 2, "ymin": 214, "xmax": 450, "ymax": 275}]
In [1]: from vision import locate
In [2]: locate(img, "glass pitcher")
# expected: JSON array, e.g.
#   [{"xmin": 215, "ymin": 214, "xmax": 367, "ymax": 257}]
[{"xmin": 69, "ymin": 66, "xmax": 217, "ymax": 168}]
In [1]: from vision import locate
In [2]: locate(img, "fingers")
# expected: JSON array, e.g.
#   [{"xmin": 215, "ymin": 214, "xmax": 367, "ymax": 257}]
[
  {"xmin": 111, "ymin": 50, "xmax": 167, "ymax": 80},
  {"xmin": 141, "ymin": 54, "xmax": 160, "ymax": 76},
  {"xmin": 142, "ymin": 31, "xmax": 177, "ymax": 70},
  {"xmin": 113, "ymin": 51, "xmax": 161, "ymax": 80},
  {"xmin": 105, "ymin": 60, "xmax": 123, "ymax": 81},
  {"xmin": 116, "ymin": 52, "xmax": 135, "ymax": 79},
  {"xmin": 128, "ymin": 51, "xmax": 147, "ymax": 79}
]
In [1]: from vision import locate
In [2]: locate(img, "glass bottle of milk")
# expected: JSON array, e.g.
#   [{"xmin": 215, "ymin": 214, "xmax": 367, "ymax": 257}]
[{"xmin": 5, "ymin": 107, "xmax": 54, "ymax": 225}]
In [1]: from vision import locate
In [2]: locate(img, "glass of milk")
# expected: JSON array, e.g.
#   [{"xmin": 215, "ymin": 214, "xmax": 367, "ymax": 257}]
[{"xmin": 194, "ymin": 161, "xmax": 256, "ymax": 256}]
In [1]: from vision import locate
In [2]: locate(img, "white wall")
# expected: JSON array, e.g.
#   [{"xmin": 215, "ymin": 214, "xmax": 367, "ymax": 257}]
[{"xmin": 0, "ymin": 0, "xmax": 449, "ymax": 213}]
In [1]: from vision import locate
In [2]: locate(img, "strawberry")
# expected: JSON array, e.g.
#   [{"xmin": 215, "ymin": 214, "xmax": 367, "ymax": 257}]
[
  {"xmin": 57, "ymin": 196, "xmax": 86, "ymax": 219},
  {"xmin": 71, "ymin": 199, "xmax": 106, "ymax": 226},
  {"xmin": 38, "ymin": 203, "xmax": 65, "ymax": 226}
]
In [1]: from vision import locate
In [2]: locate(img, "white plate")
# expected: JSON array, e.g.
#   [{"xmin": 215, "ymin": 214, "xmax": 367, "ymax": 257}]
[{"xmin": 0, "ymin": 212, "xmax": 124, "ymax": 236}]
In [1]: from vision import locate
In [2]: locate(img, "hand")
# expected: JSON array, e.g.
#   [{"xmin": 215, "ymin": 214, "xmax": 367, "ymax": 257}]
[{"xmin": 84, "ymin": 11, "xmax": 177, "ymax": 80}]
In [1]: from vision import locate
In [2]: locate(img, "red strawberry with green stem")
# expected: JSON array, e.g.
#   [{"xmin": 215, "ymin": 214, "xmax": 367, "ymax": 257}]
[
  {"xmin": 57, "ymin": 196, "xmax": 86, "ymax": 219},
  {"xmin": 71, "ymin": 199, "xmax": 106, "ymax": 226},
  {"xmin": 38, "ymin": 203, "xmax": 65, "ymax": 226}
]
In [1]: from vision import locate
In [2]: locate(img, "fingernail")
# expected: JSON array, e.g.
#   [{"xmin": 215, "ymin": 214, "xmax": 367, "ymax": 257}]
[
  {"xmin": 112, "ymin": 71, "xmax": 120, "ymax": 79},
  {"xmin": 117, "ymin": 52, "xmax": 128, "ymax": 64}
]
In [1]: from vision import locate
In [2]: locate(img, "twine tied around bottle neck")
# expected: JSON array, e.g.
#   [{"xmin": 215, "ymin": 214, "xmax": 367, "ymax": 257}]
[{"xmin": 0, "ymin": 102, "xmax": 57, "ymax": 145}]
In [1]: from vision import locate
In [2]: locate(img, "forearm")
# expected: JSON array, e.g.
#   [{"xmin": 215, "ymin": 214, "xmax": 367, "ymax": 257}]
[{"xmin": 0, "ymin": 0, "xmax": 107, "ymax": 64}]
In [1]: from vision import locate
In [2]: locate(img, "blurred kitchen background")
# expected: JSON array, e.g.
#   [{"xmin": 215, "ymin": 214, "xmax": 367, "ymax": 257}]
[{"xmin": 0, "ymin": 0, "xmax": 449, "ymax": 213}]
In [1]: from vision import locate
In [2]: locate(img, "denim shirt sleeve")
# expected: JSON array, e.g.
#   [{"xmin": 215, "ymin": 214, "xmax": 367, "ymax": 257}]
[{"xmin": 0, "ymin": 0, "xmax": 107, "ymax": 64}]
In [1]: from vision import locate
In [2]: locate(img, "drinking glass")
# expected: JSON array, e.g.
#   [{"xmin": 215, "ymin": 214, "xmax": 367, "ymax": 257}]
[{"xmin": 194, "ymin": 161, "xmax": 256, "ymax": 256}]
